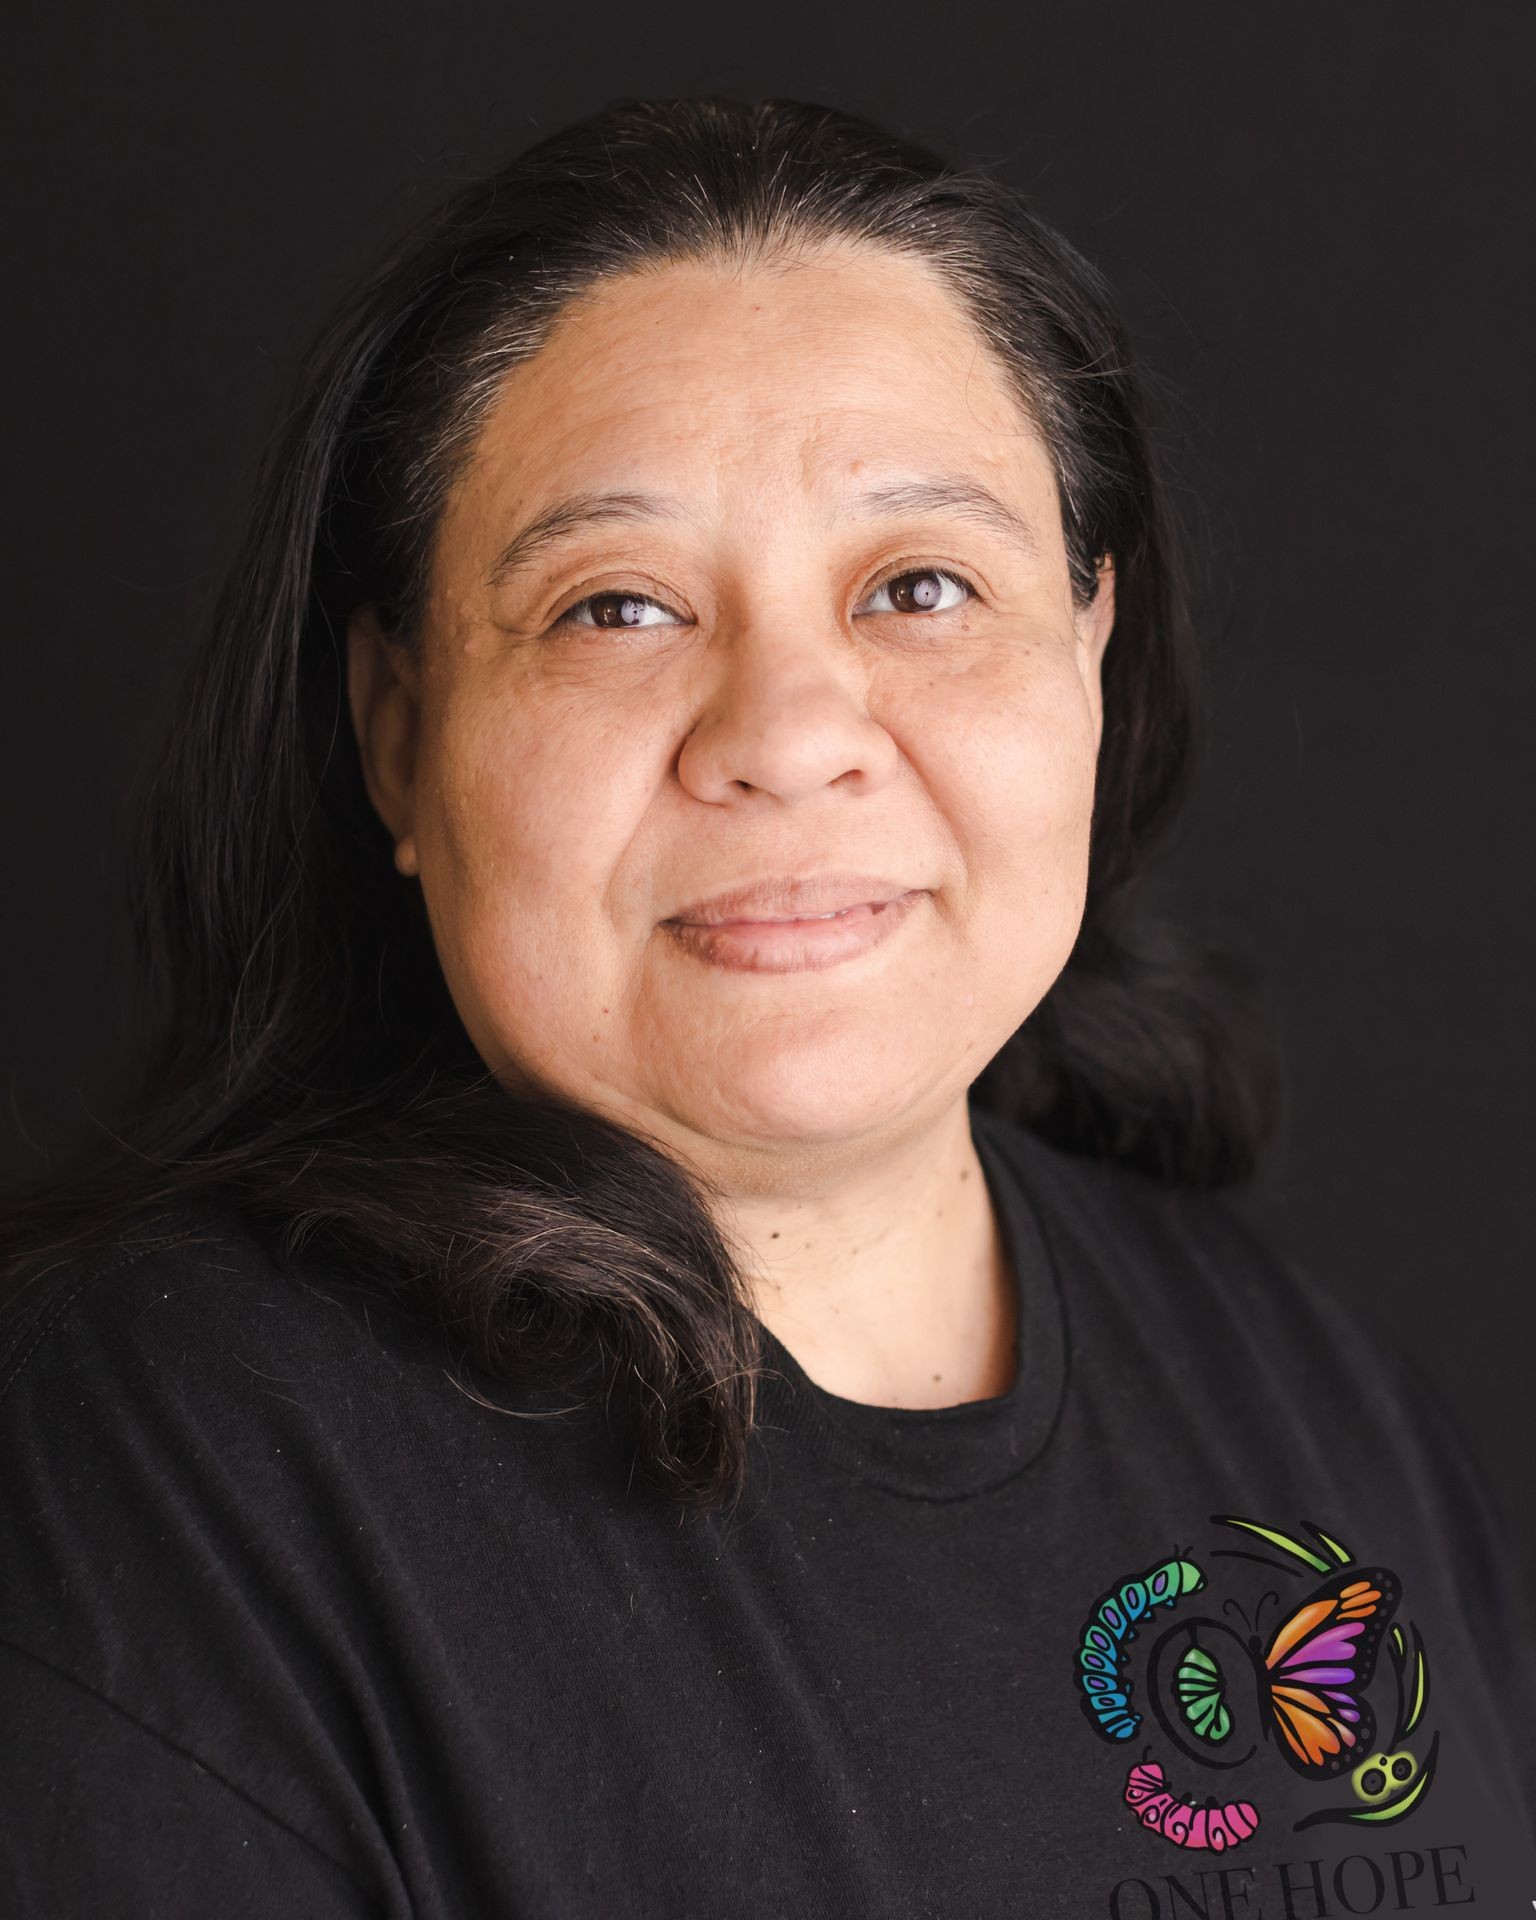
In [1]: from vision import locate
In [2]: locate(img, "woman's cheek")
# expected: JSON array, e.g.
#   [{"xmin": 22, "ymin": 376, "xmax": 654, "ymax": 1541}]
[
  {"xmin": 424, "ymin": 688, "xmax": 569, "ymax": 890},
  {"xmin": 969, "ymin": 657, "xmax": 1100, "ymax": 853}
]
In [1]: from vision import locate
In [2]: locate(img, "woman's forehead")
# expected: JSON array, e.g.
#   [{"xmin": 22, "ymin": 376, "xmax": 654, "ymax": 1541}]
[
  {"xmin": 532, "ymin": 241, "xmax": 1000, "ymax": 389},
  {"xmin": 450, "ymin": 248, "xmax": 1052, "ymax": 540}
]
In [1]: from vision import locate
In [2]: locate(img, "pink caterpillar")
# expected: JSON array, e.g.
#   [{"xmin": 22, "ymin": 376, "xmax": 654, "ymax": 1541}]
[{"xmin": 1124, "ymin": 1762, "xmax": 1260, "ymax": 1852}]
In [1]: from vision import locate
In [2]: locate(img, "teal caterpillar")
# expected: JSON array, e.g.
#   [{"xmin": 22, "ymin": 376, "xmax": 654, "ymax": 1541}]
[{"xmin": 1077, "ymin": 1556, "xmax": 1207, "ymax": 1742}]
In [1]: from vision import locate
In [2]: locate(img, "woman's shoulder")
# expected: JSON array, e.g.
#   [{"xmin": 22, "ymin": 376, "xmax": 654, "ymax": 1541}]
[
  {"xmin": 995, "ymin": 1115, "xmax": 1525, "ymax": 1589},
  {"xmin": 0, "ymin": 1192, "xmax": 517, "ymax": 1527},
  {"xmin": 984, "ymin": 1107, "xmax": 1315, "ymax": 1310},
  {"xmin": 0, "ymin": 1187, "xmax": 603, "ymax": 1730},
  {"xmin": 987, "ymin": 1112, "xmax": 1446, "ymax": 1440},
  {"xmin": 0, "ymin": 1185, "xmax": 616, "ymax": 1536},
  {"xmin": 0, "ymin": 1193, "xmax": 468, "ymax": 1892},
  {"xmin": 0, "ymin": 1192, "xmax": 417, "ymax": 1416}
]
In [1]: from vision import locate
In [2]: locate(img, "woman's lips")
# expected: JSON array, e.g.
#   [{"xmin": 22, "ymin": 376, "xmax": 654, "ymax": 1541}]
[{"xmin": 662, "ymin": 888, "xmax": 927, "ymax": 973}]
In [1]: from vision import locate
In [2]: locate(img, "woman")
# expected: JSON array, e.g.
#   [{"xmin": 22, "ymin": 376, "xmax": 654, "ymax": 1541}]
[{"xmin": 2, "ymin": 95, "xmax": 1531, "ymax": 1915}]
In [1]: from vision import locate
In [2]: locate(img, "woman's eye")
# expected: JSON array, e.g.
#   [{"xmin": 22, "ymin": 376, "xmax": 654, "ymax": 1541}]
[
  {"xmin": 555, "ymin": 590, "xmax": 682, "ymax": 630},
  {"xmin": 859, "ymin": 567, "xmax": 974, "ymax": 615}
]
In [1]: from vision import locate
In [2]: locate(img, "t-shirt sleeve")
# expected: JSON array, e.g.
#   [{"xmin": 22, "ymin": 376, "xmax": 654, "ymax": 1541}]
[
  {"xmin": 0, "ymin": 1639, "xmax": 380, "ymax": 1919},
  {"xmin": 0, "ymin": 1227, "xmax": 408, "ymax": 1915}
]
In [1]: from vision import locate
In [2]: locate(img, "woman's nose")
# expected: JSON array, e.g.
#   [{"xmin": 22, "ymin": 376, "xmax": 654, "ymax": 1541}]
[{"xmin": 673, "ymin": 605, "xmax": 902, "ymax": 806}]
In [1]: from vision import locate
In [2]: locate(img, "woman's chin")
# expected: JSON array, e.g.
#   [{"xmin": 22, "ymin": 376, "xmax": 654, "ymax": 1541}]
[{"xmin": 648, "ymin": 1057, "xmax": 958, "ymax": 1156}]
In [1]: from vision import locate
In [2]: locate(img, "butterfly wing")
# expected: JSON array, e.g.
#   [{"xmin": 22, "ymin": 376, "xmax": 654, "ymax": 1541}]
[{"xmin": 1260, "ymin": 1567, "xmax": 1401, "ymax": 1776}]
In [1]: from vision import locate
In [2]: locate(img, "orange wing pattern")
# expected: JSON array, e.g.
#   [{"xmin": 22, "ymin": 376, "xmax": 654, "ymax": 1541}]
[{"xmin": 1261, "ymin": 1573, "xmax": 1399, "ymax": 1776}]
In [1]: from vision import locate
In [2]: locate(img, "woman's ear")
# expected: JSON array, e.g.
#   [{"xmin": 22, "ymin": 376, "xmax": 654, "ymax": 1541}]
[
  {"xmin": 347, "ymin": 604, "xmax": 422, "ymax": 878},
  {"xmin": 1072, "ymin": 556, "xmax": 1117, "ymax": 751}
]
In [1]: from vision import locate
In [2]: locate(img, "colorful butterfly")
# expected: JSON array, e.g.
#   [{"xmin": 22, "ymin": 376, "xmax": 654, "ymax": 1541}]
[{"xmin": 1252, "ymin": 1566, "xmax": 1401, "ymax": 1775}]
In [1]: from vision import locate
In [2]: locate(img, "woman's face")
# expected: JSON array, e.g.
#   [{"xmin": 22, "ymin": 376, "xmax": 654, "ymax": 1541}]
[{"xmin": 349, "ymin": 241, "xmax": 1115, "ymax": 1179}]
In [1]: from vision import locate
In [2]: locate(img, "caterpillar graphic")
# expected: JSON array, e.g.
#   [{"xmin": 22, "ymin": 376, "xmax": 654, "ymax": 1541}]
[
  {"xmin": 1076, "ymin": 1554, "xmax": 1207, "ymax": 1741},
  {"xmin": 1124, "ymin": 1761, "xmax": 1260, "ymax": 1852}
]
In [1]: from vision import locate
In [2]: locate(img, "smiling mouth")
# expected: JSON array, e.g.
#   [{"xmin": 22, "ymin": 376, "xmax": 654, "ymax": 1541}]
[
  {"xmin": 661, "ymin": 889, "xmax": 927, "ymax": 974},
  {"xmin": 665, "ymin": 869, "xmax": 921, "ymax": 927}
]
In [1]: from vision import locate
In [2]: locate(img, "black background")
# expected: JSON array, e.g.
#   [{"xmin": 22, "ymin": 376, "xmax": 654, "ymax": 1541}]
[{"xmin": 4, "ymin": 7, "xmax": 1532, "ymax": 1575}]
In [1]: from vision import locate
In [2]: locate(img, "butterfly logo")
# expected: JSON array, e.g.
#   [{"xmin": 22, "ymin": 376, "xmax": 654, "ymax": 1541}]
[
  {"xmin": 1074, "ymin": 1513, "xmax": 1439, "ymax": 1853},
  {"xmin": 1199, "ymin": 1562, "xmax": 1401, "ymax": 1777}
]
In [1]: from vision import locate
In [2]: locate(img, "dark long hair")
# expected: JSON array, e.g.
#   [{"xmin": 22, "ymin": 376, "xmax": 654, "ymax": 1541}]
[{"xmin": 0, "ymin": 96, "xmax": 1280, "ymax": 1508}]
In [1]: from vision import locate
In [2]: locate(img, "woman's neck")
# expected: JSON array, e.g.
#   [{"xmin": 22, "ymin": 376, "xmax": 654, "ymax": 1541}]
[{"xmin": 711, "ymin": 1102, "xmax": 1018, "ymax": 1410}]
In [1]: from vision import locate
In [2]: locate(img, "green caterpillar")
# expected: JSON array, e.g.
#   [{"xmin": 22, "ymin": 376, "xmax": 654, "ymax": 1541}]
[{"xmin": 1076, "ymin": 1555, "xmax": 1207, "ymax": 1742}]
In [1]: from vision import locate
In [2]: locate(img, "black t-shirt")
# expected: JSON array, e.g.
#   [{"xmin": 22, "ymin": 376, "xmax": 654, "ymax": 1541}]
[{"xmin": 3, "ymin": 1104, "xmax": 1533, "ymax": 1917}]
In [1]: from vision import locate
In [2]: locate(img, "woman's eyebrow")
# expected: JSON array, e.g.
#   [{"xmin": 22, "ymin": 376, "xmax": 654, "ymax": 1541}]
[
  {"xmin": 485, "ymin": 475, "xmax": 1039, "ymax": 588},
  {"xmin": 850, "ymin": 477, "xmax": 1040, "ymax": 558},
  {"xmin": 486, "ymin": 491, "xmax": 683, "ymax": 588}
]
